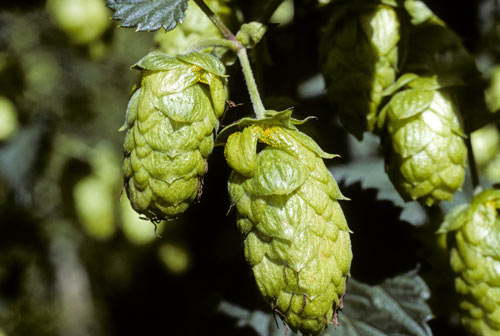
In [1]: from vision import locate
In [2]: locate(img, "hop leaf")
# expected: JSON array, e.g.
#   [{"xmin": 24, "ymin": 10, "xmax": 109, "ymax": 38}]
[
  {"xmin": 225, "ymin": 115, "xmax": 352, "ymax": 336},
  {"xmin": 122, "ymin": 51, "xmax": 227, "ymax": 220},
  {"xmin": 379, "ymin": 75, "xmax": 467, "ymax": 206},
  {"xmin": 438, "ymin": 189, "xmax": 500, "ymax": 335},
  {"xmin": 107, "ymin": 0, "xmax": 188, "ymax": 32},
  {"xmin": 319, "ymin": 1, "xmax": 400, "ymax": 139}
]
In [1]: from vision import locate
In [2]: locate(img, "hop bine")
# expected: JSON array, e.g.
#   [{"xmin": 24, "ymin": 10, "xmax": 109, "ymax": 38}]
[
  {"xmin": 438, "ymin": 189, "xmax": 500, "ymax": 335},
  {"xmin": 319, "ymin": 0, "xmax": 400, "ymax": 139},
  {"xmin": 121, "ymin": 51, "xmax": 227, "ymax": 220},
  {"xmin": 224, "ymin": 113, "xmax": 352, "ymax": 335},
  {"xmin": 378, "ymin": 75, "xmax": 467, "ymax": 206}
]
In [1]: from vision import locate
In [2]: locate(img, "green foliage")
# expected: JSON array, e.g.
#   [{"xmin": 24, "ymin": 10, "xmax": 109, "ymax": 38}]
[
  {"xmin": 335, "ymin": 270, "xmax": 432, "ymax": 336},
  {"xmin": 220, "ymin": 270, "xmax": 432, "ymax": 336},
  {"xmin": 4, "ymin": 0, "xmax": 500, "ymax": 335},
  {"xmin": 107, "ymin": 0, "xmax": 188, "ymax": 31}
]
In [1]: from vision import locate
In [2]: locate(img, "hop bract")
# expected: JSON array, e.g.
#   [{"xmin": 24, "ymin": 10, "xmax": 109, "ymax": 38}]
[
  {"xmin": 438, "ymin": 189, "xmax": 500, "ymax": 335},
  {"xmin": 122, "ymin": 51, "xmax": 226, "ymax": 220},
  {"xmin": 319, "ymin": 1, "xmax": 400, "ymax": 138},
  {"xmin": 379, "ymin": 75, "xmax": 467, "ymax": 206},
  {"xmin": 225, "ymin": 116, "xmax": 352, "ymax": 335}
]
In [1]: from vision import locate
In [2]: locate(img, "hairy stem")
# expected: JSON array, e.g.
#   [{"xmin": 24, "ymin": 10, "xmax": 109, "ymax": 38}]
[
  {"xmin": 237, "ymin": 48, "xmax": 266, "ymax": 119},
  {"xmin": 466, "ymin": 137, "xmax": 480, "ymax": 191},
  {"xmin": 193, "ymin": 0, "xmax": 237, "ymax": 41}
]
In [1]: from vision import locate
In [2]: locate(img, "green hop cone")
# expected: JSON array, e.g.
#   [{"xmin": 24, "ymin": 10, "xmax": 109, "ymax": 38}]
[
  {"xmin": 438, "ymin": 189, "xmax": 500, "ymax": 335},
  {"xmin": 225, "ymin": 116, "xmax": 352, "ymax": 335},
  {"xmin": 378, "ymin": 75, "xmax": 467, "ymax": 206},
  {"xmin": 122, "ymin": 51, "xmax": 227, "ymax": 220},
  {"xmin": 319, "ymin": 1, "xmax": 400, "ymax": 138}
]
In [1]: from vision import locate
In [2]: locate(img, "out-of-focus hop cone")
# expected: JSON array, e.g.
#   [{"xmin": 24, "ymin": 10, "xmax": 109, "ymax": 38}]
[
  {"xmin": 319, "ymin": 0, "xmax": 400, "ymax": 139},
  {"xmin": 46, "ymin": 0, "xmax": 110, "ymax": 45}
]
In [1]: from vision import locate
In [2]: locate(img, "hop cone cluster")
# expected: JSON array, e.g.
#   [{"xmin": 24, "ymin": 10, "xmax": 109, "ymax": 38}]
[
  {"xmin": 225, "ymin": 121, "xmax": 352, "ymax": 335},
  {"xmin": 438, "ymin": 189, "xmax": 500, "ymax": 335},
  {"xmin": 122, "ymin": 51, "xmax": 226, "ymax": 220},
  {"xmin": 319, "ymin": 1, "xmax": 400, "ymax": 138},
  {"xmin": 378, "ymin": 75, "xmax": 467, "ymax": 206},
  {"xmin": 155, "ymin": 0, "xmax": 234, "ymax": 56}
]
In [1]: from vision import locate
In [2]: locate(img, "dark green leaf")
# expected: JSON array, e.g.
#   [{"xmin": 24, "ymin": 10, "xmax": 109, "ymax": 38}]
[
  {"xmin": 218, "ymin": 270, "xmax": 433, "ymax": 336},
  {"xmin": 107, "ymin": 0, "xmax": 188, "ymax": 32},
  {"xmin": 331, "ymin": 134, "xmax": 427, "ymax": 226},
  {"xmin": 330, "ymin": 270, "xmax": 433, "ymax": 336}
]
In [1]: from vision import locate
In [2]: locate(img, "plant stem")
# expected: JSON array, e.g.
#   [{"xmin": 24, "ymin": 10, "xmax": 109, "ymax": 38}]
[
  {"xmin": 193, "ymin": 0, "xmax": 267, "ymax": 119},
  {"xmin": 466, "ymin": 137, "xmax": 480, "ymax": 190},
  {"xmin": 237, "ymin": 48, "xmax": 266, "ymax": 119},
  {"xmin": 193, "ymin": 0, "xmax": 237, "ymax": 41}
]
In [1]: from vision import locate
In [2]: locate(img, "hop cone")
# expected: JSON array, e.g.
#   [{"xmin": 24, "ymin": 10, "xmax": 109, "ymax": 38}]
[
  {"xmin": 225, "ymin": 121, "xmax": 352, "ymax": 335},
  {"xmin": 379, "ymin": 75, "xmax": 467, "ymax": 206},
  {"xmin": 122, "ymin": 51, "xmax": 226, "ymax": 220},
  {"xmin": 319, "ymin": 1, "xmax": 400, "ymax": 138},
  {"xmin": 438, "ymin": 189, "xmax": 500, "ymax": 335},
  {"xmin": 155, "ymin": 0, "xmax": 234, "ymax": 56}
]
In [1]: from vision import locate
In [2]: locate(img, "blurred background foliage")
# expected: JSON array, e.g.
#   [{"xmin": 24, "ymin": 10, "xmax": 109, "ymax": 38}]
[{"xmin": 1, "ymin": 0, "xmax": 500, "ymax": 335}]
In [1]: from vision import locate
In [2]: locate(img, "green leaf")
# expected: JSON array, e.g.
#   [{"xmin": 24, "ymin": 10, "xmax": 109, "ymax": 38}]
[
  {"xmin": 218, "ymin": 301, "xmax": 284, "ymax": 336},
  {"xmin": 107, "ymin": 0, "xmax": 188, "ymax": 32},
  {"xmin": 331, "ymin": 270, "xmax": 433, "ymax": 336},
  {"xmin": 218, "ymin": 270, "xmax": 433, "ymax": 336},
  {"xmin": 331, "ymin": 133, "xmax": 428, "ymax": 226}
]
